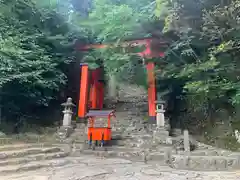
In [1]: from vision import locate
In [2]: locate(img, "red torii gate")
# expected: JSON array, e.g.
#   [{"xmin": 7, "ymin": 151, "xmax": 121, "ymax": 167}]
[{"xmin": 77, "ymin": 38, "xmax": 168, "ymax": 123}]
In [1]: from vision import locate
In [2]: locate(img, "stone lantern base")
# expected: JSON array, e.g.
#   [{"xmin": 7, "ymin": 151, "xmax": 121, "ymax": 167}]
[
  {"xmin": 57, "ymin": 126, "xmax": 74, "ymax": 140},
  {"xmin": 153, "ymin": 126, "xmax": 172, "ymax": 145}
]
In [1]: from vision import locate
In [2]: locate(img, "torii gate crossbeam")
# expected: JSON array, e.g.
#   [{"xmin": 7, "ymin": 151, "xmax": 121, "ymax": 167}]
[{"xmin": 77, "ymin": 38, "xmax": 168, "ymax": 123}]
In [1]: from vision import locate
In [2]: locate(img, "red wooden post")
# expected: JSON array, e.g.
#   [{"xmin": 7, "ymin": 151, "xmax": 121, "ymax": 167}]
[
  {"xmin": 146, "ymin": 62, "xmax": 156, "ymax": 123},
  {"xmin": 90, "ymin": 69, "xmax": 101, "ymax": 109},
  {"xmin": 78, "ymin": 63, "xmax": 89, "ymax": 118},
  {"xmin": 98, "ymin": 82, "xmax": 104, "ymax": 109},
  {"xmin": 89, "ymin": 68, "xmax": 104, "ymax": 110},
  {"xmin": 91, "ymin": 84, "xmax": 98, "ymax": 109},
  {"xmin": 89, "ymin": 85, "xmax": 93, "ymax": 108}
]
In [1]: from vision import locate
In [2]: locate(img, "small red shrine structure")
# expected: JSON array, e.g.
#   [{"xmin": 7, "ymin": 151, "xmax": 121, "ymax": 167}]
[
  {"xmin": 77, "ymin": 37, "xmax": 168, "ymax": 123},
  {"xmin": 86, "ymin": 110, "xmax": 115, "ymax": 148}
]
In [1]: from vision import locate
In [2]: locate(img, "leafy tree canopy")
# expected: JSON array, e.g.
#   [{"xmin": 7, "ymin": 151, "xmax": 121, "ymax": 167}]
[{"xmin": 0, "ymin": 0, "xmax": 84, "ymax": 120}]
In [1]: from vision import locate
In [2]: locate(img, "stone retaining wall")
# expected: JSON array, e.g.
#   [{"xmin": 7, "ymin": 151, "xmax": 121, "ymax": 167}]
[{"xmin": 169, "ymin": 154, "xmax": 240, "ymax": 171}]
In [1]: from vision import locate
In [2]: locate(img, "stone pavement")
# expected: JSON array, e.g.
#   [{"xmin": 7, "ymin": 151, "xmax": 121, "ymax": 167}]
[{"xmin": 1, "ymin": 155, "xmax": 240, "ymax": 180}]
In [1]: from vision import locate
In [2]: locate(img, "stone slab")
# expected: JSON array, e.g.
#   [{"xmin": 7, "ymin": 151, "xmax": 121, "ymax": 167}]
[
  {"xmin": 146, "ymin": 153, "xmax": 165, "ymax": 161},
  {"xmin": 170, "ymin": 155, "xmax": 189, "ymax": 169},
  {"xmin": 0, "ymin": 152, "xmax": 69, "ymax": 166},
  {"xmin": 0, "ymin": 147, "xmax": 61, "ymax": 160},
  {"xmin": 188, "ymin": 156, "xmax": 216, "ymax": 171},
  {"xmin": 226, "ymin": 157, "xmax": 239, "ymax": 170},
  {"xmin": 215, "ymin": 157, "xmax": 226, "ymax": 170},
  {"xmin": 0, "ymin": 158, "xmax": 71, "ymax": 174},
  {"xmin": 0, "ymin": 144, "xmax": 49, "ymax": 152},
  {"xmin": 170, "ymin": 155, "xmax": 240, "ymax": 171}
]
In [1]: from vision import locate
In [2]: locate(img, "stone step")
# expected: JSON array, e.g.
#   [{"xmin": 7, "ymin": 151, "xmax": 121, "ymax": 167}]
[
  {"xmin": 78, "ymin": 146, "xmax": 168, "ymax": 163},
  {"xmin": 146, "ymin": 152, "xmax": 167, "ymax": 164},
  {"xmin": 0, "ymin": 147, "xmax": 62, "ymax": 160},
  {"xmin": 112, "ymin": 139, "xmax": 152, "ymax": 148},
  {"xmin": 189, "ymin": 149, "xmax": 232, "ymax": 156},
  {"xmin": 110, "ymin": 137, "xmax": 174, "ymax": 150},
  {"xmin": 82, "ymin": 145, "xmax": 142, "ymax": 152},
  {"xmin": 0, "ymin": 151, "xmax": 69, "ymax": 166},
  {"xmin": 109, "ymin": 139, "xmax": 127, "ymax": 146},
  {"xmin": 80, "ymin": 148, "xmax": 145, "ymax": 162},
  {"xmin": 74, "ymin": 139, "xmax": 87, "ymax": 144},
  {"xmin": 0, "ymin": 143, "xmax": 54, "ymax": 151},
  {"xmin": 0, "ymin": 158, "xmax": 71, "ymax": 174}
]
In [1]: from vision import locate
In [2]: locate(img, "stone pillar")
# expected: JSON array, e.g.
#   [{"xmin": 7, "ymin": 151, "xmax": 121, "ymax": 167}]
[
  {"xmin": 108, "ymin": 74, "xmax": 118, "ymax": 101},
  {"xmin": 183, "ymin": 129, "xmax": 190, "ymax": 153},
  {"xmin": 61, "ymin": 97, "xmax": 75, "ymax": 127},
  {"xmin": 155, "ymin": 101, "xmax": 165, "ymax": 128}
]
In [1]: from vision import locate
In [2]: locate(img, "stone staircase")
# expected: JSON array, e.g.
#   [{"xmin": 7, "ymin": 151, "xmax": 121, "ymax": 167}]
[
  {"xmin": 74, "ymin": 121, "xmax": 240, "ymax": 171},
  {"xmin": 72, "ymin": 84, "xmax": 174, "ymax": 164},
  {"xmin": 170, "ymin": 143, "xmax": 240, "ymax": 171},
  {"xmin": 69, "ymin": 83, "xmax": 240, "ymax": 171},
  {"xmin": 2, "ymin": 83, "xmax": 240, "ymax": 173},
  {"xmin": 0, "ymin": 144, "xmax": 69, "ymax": 174},
  {"xmin": 68, "ymin": 84, "xmax": 163, "ymax": 160}
]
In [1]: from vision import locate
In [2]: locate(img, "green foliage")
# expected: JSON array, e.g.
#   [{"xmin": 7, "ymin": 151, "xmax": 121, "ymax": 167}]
[
  {"xmin": 0, "ymin": 0, "xmax": 82, "ymax": 120},
  {"xmin": 152, "ymin": 0, "xmax": 240, "ymax": 138},
  {"xmin": 81, "ymin": 0, "xmax": 151, "ymax": 42},
  {"xmin": 80, "ymin": 0, "xmax": 155, "ymax": 83}
]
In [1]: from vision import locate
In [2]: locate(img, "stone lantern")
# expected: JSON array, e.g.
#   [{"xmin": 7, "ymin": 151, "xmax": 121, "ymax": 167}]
[
  {"xmin": 153, "ymin": 100, "xmax": 172, "ymax": 145},
  {"xmin": 61, "ymin": 97, "xmax": 75, "ymax": 127},
  {"xmin": 57, "ymin": 97, "xmax": 76, "ymax": 141},
  {"xmin": 155, "ymin": 100, "xmax": 165, "ymax": 128}
]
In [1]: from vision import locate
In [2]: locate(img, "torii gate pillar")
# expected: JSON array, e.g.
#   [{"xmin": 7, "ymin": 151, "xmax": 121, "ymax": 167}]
[{"xmin": 146, "ymin": 62, "xmax": 157, "ymax": 123}]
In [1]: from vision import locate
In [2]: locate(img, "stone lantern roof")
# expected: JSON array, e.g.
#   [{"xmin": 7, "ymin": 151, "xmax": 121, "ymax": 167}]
[{"xmin": 61, "ymin": 97, "xmax": 76, "ymax": 107}]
